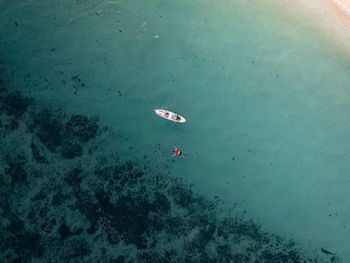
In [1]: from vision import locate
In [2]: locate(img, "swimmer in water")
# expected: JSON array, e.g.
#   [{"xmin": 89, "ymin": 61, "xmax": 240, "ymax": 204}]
[
  {"xmin": 172, "ymin": 146, "xmax": 186, "ymax": 158},
  {"xmin": 171, "ymin": 114, "xmax": 181, "ymax": 121}
]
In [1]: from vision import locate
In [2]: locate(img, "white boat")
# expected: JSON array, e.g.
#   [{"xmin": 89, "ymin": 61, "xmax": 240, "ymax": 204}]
[{"xmin": 154, "ymin": 109, "xmax": 186, "ymax": 123}]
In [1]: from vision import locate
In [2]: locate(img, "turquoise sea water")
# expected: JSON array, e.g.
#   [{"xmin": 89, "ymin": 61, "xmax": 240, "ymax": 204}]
[{"xmin": 1, "ymin": 0, "xmax": 350, "ymax": 261}]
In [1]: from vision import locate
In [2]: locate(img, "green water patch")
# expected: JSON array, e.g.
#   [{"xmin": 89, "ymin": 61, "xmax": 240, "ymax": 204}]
[
  {"xmin": 0, "ymin": 79, "xmax": 340, "ymax": 262},
  {"xmin": 1, "ymin": 0, "xmax": 350, "ymax": 261}
]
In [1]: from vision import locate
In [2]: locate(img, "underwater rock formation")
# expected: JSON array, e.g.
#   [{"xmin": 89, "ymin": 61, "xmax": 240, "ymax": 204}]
[{"xmin": 29, "ymin": 108, "xmax": 99, "ymax": 159}]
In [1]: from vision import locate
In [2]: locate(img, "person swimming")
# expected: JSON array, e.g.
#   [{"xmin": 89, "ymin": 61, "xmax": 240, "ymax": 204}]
[
  {"xmin": 171, "ymin": 114, "xmax": 181, "ymax": 121},
  {"xmin": 172, "ymin": 146, "xmax": 186, "ymax": 158}
]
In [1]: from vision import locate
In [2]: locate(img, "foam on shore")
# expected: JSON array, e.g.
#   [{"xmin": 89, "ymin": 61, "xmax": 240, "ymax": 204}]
[{"xmin": 332, "ymin": 0, "xmax": 350, "ymax": 17}]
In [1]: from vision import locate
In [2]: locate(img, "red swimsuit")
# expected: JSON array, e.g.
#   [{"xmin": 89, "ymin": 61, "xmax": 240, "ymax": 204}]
[{"xmin": 174, "ymin": 149, "xmax": 182, "ymax": 156}]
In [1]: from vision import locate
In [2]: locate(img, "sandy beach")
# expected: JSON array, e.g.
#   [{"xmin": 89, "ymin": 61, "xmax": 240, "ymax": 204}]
[{"xmin": 265, "ymin": 0, "xmax": 350, "ymax": 54}]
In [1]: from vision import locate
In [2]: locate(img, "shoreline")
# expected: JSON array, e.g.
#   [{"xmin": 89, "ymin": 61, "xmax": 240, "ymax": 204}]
[
  {"xmin": 332, "ymin": 0, "xmax": 350, "ymax": 17},
  {"xmin": 264, "ymin": 0, "xmax": 350, "ymax": 55}
]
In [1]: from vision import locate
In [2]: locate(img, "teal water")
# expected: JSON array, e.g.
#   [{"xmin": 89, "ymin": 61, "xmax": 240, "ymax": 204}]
[{"xmin": 1, "ymin": 0, "xmax": 350, "ymax": 261}]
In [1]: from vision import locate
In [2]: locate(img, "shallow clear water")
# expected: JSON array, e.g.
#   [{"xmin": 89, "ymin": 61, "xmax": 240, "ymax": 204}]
[{"xmin": 1, "ymin": 0, "xmax": 350, "ymax": 260}]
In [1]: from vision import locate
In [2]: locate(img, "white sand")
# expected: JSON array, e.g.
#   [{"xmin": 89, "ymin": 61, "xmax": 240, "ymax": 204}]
[{"xmin": 265, "ymin": 0, "xmax": 350, "ymax": 54}]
